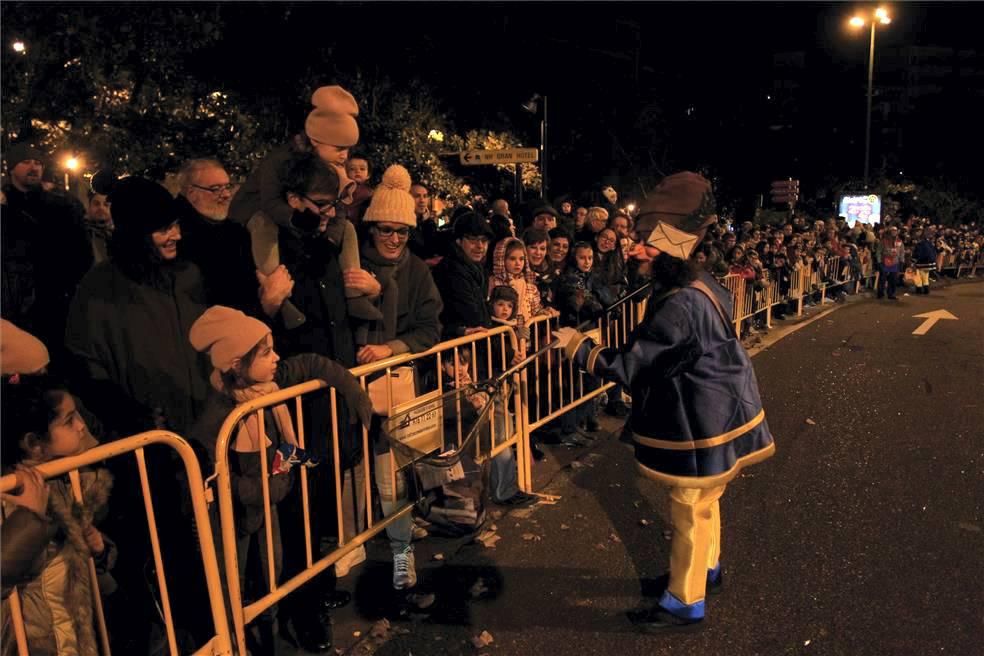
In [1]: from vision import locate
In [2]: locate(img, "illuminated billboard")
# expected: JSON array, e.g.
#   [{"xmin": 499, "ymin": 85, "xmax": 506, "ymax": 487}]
[{"xmin": 838, "ymin": 194, "xmax": 881, "ymax": 225}]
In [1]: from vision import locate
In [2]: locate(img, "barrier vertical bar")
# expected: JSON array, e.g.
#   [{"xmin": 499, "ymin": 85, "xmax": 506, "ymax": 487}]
[
  {"xmin": 294, "ymin": 397, "xmax": 313, "ymax": 568},
  {"xmin": 133, "ymin": 449, "xmax": 179, "ymax": 656},
  {"xmin": 67, "ymin": 469, "xmax": 112, "ymax": 656},
  {"xmin": 255, "ymin": 410, "xmax": 277, "ymax": 593}
]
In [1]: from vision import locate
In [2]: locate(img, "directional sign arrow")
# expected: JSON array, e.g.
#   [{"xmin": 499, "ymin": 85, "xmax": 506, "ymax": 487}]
[{"xmin": 911, "ymin": 309, "xmax": 958, "ymax": 336}]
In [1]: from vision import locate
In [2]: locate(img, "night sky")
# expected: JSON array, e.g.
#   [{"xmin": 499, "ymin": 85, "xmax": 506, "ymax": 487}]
[
  {"xmin": 7, "ymin": 2, "xmax": 984, "ymax": 211},
  {"xmin": 199, "ymin": 2, "xmax": 983, "ymax": 209}
]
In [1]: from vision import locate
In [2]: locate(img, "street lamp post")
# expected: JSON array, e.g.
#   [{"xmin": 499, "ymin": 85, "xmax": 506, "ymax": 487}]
[
  {"xmin": 522, "ymin": 93, "xmax": 548, "ymax": 200},
  {"xmin": 850, "ymin": 7, "xmax": 891, "ymax": 189}
]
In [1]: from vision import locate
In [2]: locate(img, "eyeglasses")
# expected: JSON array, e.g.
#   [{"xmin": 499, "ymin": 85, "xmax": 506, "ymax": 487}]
[
  {"xmin": 373, "ymin": 225, "xmax": 411, "ymax": 240},
  {"xmin": 191, "ymin": 183, "xmax": 235, "ymax": 195},
  {"xmin": 302, "ymin": 195, "xmax": 344, "ymax": 215},
  {"xmin": 598, "ymin": 236, "xmax": 616, "ymax": 244},
  {"xmin": 461, "ymin": 235, "xmax": 490, "ymax": 245}
]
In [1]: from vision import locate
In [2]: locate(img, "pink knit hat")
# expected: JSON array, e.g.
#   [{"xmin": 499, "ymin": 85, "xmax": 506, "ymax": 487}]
[
  {"xmin": 189, "ymin": 306, "xmax": 271, "ymax": 372},
  {"xmin": 304, "ymin": 86, "xmax": 360, "ymax": 147}
]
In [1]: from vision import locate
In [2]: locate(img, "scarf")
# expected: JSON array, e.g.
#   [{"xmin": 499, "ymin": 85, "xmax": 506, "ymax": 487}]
[
  {"xmin": 359, "ymin": 243, "xmax": 408, "ymax": 345},
  {"xmin": 210, "ymin": 370, "xmax": 298, "ymax": 453}
]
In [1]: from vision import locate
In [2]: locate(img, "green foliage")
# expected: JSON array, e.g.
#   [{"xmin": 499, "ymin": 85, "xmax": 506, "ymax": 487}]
[
  {"xmin": 340, "ymin": 74, "xmax": 538, "ymax": 207},
  {"xmin": 2, "ymin": 4, "xmax": 273, "ymax": 176}
]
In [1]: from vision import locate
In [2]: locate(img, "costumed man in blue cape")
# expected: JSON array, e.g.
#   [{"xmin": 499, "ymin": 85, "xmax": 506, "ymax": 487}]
[{"xmin": 552, "ymin": 172, "xmax": 776, "ymax": 633}]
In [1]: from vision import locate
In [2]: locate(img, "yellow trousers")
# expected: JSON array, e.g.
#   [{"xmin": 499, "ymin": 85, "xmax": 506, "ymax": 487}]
[
  {"xmin": 915, "ymin": 268, "xmax": 930, "ymax": 287},
  {"xmin": 667, "ymin": 484, "xmax": 727, "ymax": 606}
]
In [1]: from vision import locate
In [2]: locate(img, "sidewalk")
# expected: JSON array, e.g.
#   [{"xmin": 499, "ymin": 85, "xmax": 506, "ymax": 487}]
[{"xmin": 329, "ymin": 411, "xmax": 650, "ymax": 656}]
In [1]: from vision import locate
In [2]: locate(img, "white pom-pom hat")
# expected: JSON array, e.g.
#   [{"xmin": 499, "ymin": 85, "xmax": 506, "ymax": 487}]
[{"xmin": 363, "ymin": 165, "xmax": 416, "ymax": 227}]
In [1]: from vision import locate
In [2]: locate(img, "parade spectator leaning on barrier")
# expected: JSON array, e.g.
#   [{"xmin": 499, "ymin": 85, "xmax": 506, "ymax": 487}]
[
  {"xmin": 347, "ymin": 164, "xmax": 444, "ymax": 591},
  {"xmin": 263, "ymin": 151, "xmax": 376, "ymax": 652},
  {"xmin": 1, "ymin": 376, "xmax": 117, "ymax": 656},
  {"xmin": 432, "ymin": 212, "xmax": 495, "ymax": 340},
  {"xmin": 188, "ymin": 305, "xmax": 372, "ymax": 655}
]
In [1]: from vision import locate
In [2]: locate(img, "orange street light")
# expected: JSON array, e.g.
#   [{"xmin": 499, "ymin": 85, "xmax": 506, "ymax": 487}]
[{"xmin": 848, "ymin": 7, "xmax": 892, "ymax": 187}]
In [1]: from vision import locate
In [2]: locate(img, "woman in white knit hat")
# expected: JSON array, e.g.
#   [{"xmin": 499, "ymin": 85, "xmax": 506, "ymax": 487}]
[{"xmin": 337, "ymin": 164, "xmax": 443, "ymax": 592}]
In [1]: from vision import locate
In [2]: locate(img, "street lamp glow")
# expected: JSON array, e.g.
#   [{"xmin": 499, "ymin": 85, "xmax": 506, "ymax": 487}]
[
  {"xmin": 12, "ymin": 40, "xmax": 25, "ymax": 53},
  {"xmin": 65, "ymin": 157, "xmax": 80, "ymax": 171},
  {"xmin": 848, "ymin": 5, "xmax": 893, "ymax": 188},
  {"xmin": 427, "ymin": 129, "xmax": 445, "ymax": 143}
]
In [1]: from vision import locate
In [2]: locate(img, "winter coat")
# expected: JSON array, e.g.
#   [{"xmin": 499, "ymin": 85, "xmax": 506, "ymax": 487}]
[
  {"xmin": 487, "ymin": 238, "xmax": 543, "ymax": 322},
  {"xmin": 593, "ymin": 246, "xmax": 628, "ymax": 300},
  {"xmin": 65, "ymin": 260, "xmax": 210, "ymax": 437},
  {"xmin": 228, "ymin": 143, "xmax": 295, "ymax": 230},
  {"xmin": 876, "ymin": 237, "xmax": 904, "ymax": 273},
  {"xmin": 275, "ymin": 224, "xmax": 356, "ymax": 367},
  {"xmin": 174, "ymin": 195, "xmax": 262, "ymax": 315},
  {"xmin": 357, "ymin": 244, "xmax": 443, "ymax": 355},
  {"xmin": 190, "ymin": 354, "xmax": 365, "ymax": 538},
  {"xmin": 433, "ymin": 244, "xmax": 492, "ymax": 339},
  {"xmin": 1, "ymin": 465, "xmax": 116, "ymax": 656},
  {"xmin": 913, "ymin": 239, "xmax": 938, "ymax": 268},
  {"xmin": 1, "ymin": 186, "xmax": 92, "ymax": 368},
  {"xmin": 570, "ymin": 271, "xmax": 775, "ymax": 488},
  {"xmin": 555, "ymin": 268, "xmax": 611, "ymax": 327}
]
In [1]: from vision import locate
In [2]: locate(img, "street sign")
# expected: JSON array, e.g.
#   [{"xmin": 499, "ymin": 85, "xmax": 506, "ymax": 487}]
[
  {"xmin": 770, "ymin": 179, "xmax": 800, "ymax": 207},
  {"xmin": 459, "ymin": 148, "xmax": 539, "ymax": 166}
]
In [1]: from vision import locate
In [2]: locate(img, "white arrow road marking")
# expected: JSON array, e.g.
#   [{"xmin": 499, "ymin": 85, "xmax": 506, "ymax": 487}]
[{"xmin": 911, "ymin": 309, "xmax": 958, "ymax": 335}]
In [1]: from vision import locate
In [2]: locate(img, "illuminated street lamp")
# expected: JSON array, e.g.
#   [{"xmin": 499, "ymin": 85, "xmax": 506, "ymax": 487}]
[
  {"xmin": 849, "ymin": 6, "xmax": 892, "ymax": 188},
  {"xmin": 12, "ymin": 40, "xmax": 26, "ymax": 53},
  {"xmin": 427, "ymin": 129, "xmax": 445, "ymax": 143},
  {"xmin": 63, "ymin": 155, "xmax": 81, "ymax": 191}
]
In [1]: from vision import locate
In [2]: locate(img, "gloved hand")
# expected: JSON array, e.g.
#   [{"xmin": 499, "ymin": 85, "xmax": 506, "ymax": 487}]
[{"xmin": 551, "ymin": 326, "xmax": 591, "ymax": 361}]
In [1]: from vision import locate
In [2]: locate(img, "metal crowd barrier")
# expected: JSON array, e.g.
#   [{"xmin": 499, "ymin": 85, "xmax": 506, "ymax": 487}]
[
  {"xmin": 523, "ymin": 283, "xmax": 651, "ymax": 434},
  {"xmin": 211, "ymin": 326, "xmax": 526, "ymax": 655},
  {"xmin": 0, "ymin": 431, "xmax": 233, "ymax": 656}
]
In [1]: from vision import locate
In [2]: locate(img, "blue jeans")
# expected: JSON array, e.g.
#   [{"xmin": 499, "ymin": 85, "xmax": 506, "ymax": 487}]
[{"xmin": 486, "ymin": 391, "xmax": 520, "ymax": 502}]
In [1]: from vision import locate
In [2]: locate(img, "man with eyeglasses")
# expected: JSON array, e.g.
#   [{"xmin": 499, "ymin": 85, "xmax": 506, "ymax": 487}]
[
  {"xmin": 433, "ymin": 212, "xmax": 495, "ymax": 340},
  {"xmin": 176, "ymin": 158, "xmax": 292, "ymax": 318}
]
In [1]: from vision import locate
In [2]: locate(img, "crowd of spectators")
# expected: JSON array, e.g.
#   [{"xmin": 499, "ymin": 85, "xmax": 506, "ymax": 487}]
[{"xmin": 2, "ymin": 83, "xmax": 983, "ymax": 655}]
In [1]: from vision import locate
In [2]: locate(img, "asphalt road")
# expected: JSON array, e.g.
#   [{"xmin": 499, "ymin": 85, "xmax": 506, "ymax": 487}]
[{"xmin": 326, "ymin": 280, "xmax": 983, "ymax": 656}]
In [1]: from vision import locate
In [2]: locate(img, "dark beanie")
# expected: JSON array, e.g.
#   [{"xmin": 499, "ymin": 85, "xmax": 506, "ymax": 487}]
[
  {"xmin": 109, "ymin": 177, "xmax": 177, "ymax": 235},
  {"xmin": 453, "ymin": 211, "xmax": 494, "ymax": 239},
  {"xmin": 4, "ymin": 142, "xmax": 46, "ymax": 168}
]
